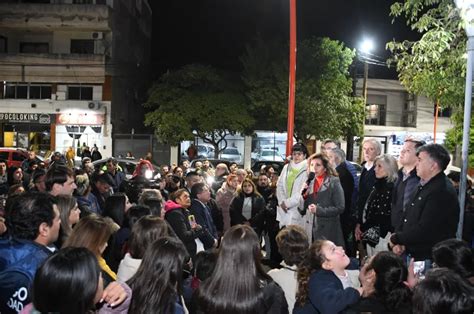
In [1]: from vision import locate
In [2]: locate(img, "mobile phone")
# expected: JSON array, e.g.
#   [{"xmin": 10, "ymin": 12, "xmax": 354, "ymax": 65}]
[{"xmin": 188, "ymin": 215, "xmax": 197, "ymax": 228}]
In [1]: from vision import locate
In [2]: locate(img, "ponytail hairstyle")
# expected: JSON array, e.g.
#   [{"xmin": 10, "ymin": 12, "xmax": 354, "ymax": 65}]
[
  {"xmin": 367, "ymin": 251, "xmax": 412, "ymax": 311},
  {"xmin": 295, "ymin": 240, "xmax": 328, "ymax": 306}
]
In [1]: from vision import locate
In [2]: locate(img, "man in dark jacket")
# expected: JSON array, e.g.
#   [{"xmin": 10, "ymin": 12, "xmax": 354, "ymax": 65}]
[
  {"xmin": 328, "ymin": 148, "xmax": 356, "ymax": 256},
  {"xmin": 190, "ymin": 183, "xmax": 218, "ymax": 246},
  {"xmin": 389, "ymin": 144, "xmax": 459, "ymax": 262},
  {"xmin": 105, "ymin": 158, "xmax": 125, "ymax": 192},
  {"xmin": 391, "ymin": 138, "xmax": 423, "ymax": 231},
  {"xmin": 354, "ymin": 138, "xmax": 381, "ymax": 242},
  {"xmin": 0, "ymin": 193, "xmax": 59, "ymax": 314}
]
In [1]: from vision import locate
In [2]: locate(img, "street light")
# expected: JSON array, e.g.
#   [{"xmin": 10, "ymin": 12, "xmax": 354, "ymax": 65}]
[
  {"xmin": 455, "ymin": 0, "xmax": 474, "ymax": 239},
  {"xmin": 359, "ymin": 38, "xmax": 374, "ymax": 103}
]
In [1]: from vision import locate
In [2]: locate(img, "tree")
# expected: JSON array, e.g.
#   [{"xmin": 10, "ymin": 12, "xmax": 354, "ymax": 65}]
[
  {"xmin": 144, "ymin": 64, "xmax": 254, "ymax": 158},
  {"xmin": 387, "ymin": 0, "xmax": 474, "ymax": 165},
  {"xmin": 387, "ymin": 0, "xmax": 465, "ymax": 108},
  {"xmin": 241, "ymin": 37, "xmax": 365, "ymax": 142}
]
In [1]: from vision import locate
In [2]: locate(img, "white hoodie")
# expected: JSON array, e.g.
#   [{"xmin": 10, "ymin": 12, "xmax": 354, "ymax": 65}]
[{"xmin": 117, "ymin": 253, "xmax": 142, "ymax": 282}]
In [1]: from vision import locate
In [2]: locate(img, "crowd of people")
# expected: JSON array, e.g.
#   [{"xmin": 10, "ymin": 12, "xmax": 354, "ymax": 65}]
[{"xmin": 0, "ymin": 138, "xmax": 473, "ymax": 314}]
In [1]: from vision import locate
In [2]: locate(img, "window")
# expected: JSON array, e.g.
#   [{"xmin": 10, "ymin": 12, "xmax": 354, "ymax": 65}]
[
  {"xmin": 19, "ymin": 42, "xmax": 49, "ymax": 53},
  {"xmin": 365, "ymin": 104, "xmax": 386, "ymax": 126},
  {"xmin": 4, "ymin": 83, "xmax": 51, "ymax": 99},
  {"xmin": 0, "ymin": 152, "xmax": 9, "ymax": 160},
  {"xmin": 29, "ymin": 85, "xmax": 52, "ymax": 99},
  {"xmin": 12, "ymin": 152, "xmax": 25, "ymax": 162},
  {"xmin": 67, "ymin": 86, "xmax": 93, "ymax": 100},
  {"xmin": 0, "ymin": 36, "xmax": 7, "ymax": 53},
  {"xmin": 434, "ymin": 105, "xmax": 452, "ymax": 118},
  {"xmin": 70, "ymin": 39, "xmax": 94, "ymax": 54}
]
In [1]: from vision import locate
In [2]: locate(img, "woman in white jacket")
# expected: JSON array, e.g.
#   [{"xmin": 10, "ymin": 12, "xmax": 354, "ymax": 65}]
[{"xmin": 276, "ymin": 143, "xmax": 308, "ymax": 232}]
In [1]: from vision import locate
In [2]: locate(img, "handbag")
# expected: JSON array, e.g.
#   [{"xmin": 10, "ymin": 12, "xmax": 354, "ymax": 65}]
[{"xmin": 362, "ymin": 226, "xmax": 380, "ymax": 247}]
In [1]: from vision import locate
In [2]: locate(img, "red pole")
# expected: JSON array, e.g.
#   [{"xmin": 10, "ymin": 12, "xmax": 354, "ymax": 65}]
[
  {"xmin": 433, "ymin": 100, "xmax": 439, "ymax": 143},
  {"xmin": 286, "ymin": 0, "xmax": 297, "ymax": 158}
]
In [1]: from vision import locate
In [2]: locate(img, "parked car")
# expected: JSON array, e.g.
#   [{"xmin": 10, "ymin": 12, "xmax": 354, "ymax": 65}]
[
  {"xmin": 0, "ymin": 147, "xmax": 45, "ymax": 168},
  {"xmin": 92, "ymin": 158, "xmax": 160, "ymax": 180},
  {"xmin": 219, "ymin": 147, "xmax": 242, "ymax": 164},
  {"xmin": 256, "ymin": 149, "xmax": 285, "ymax": 162},
  {"xmin": 196, "ymin": 144, "xmax": 215, "ymax": 158}
]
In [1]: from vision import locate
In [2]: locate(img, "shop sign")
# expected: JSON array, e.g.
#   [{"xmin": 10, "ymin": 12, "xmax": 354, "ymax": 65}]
[
  {"xmin": 0, "ymin": 113, "xmax": 53, "ymax": 124},
  {"xmin": 56, "ymin": 113, "xmax": 104, "ymax": 125}
]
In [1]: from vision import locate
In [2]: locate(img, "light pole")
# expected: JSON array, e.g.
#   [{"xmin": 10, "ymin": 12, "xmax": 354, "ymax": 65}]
[
  {"xmin": 360, "ymin": 38, "xmax": 374, "ymax": 103},
  {"xmin": 455, "ymin": 0, "xmax": 474, "ymax": 239}
]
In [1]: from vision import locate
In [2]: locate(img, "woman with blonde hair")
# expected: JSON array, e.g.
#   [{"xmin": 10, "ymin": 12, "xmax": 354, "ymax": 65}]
[
  {"xmin": 359, "ymin": 154, "xmax": 398, "ymax": 257},
  {"xmin": 229, "ymin": 178, "xmax": 266, "ymax": 236},
  {"xmin": 300, "ymin": 153, "xmax": 345, "ymax": 245},
  {"xmin": 216, "ymin": 173, "xmax": 239, "ymax": 232},
  {"xmin": 54, "ymin": 194, "xmax": 81, "ymax": 249},
  {"xmin": 63, "ymin": 214, "xmax": 116, "ymax": 285}
]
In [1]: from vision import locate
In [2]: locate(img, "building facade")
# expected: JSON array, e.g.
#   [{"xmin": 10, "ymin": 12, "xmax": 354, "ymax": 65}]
[
  {"xmin": 0, "ymin": 0, "xmax": 151, "ymax": 157},
  {"xmin": 355, "ymin": 79, "xmax": 453, "ymax": 159}
]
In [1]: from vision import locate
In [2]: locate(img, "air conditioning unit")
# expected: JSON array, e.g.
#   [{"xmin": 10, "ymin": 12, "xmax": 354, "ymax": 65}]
[
  {"xmin": 91, "ymin": 32, "xmax": 104, "ymax": 40},
  {"xmin": 88, "ymin": 101, "xmax": 102, "ymax": 110}
]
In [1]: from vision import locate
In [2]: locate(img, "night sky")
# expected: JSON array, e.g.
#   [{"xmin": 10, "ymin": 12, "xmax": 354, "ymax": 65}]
[{"xmin": 150, "ymin": 0, "xmax": 419, "ymax": 79}]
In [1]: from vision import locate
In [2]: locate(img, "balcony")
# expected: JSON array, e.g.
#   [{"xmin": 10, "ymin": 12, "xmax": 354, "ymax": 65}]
[
  {"xmin": 0, "ymin": 53, "xmax": 106, "ymax": 83},
  {"xmin": 0, "ymin": 3, "xmax": 112, "ymax": 31}
]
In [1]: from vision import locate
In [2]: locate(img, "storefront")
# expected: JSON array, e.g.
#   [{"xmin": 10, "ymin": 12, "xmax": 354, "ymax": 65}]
[
  {"xmin": 0, "ymin": 112, "xmax": 54, "ymax": 152},
  {"xmin": 55, "ymin": 112, "xmax": 106, "ymax": 156}
]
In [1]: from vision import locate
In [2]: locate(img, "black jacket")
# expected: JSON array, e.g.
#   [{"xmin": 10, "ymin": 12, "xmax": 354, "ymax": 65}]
[
  {"xmin": 229, "ymin": 193, "xmax": 266, "ymax": 234},
  {"xmin": 164, "ymin": 202, "xmax": 210, "ymax": 260},
  {"xmin": 360, "ymin": 178, "xmax": 394, "ymax": 239},
  {"xmin": 390, "ymin": 172, "xmax": 459, "ymax": 260},
  {"xmin": 336, "ymin": 162, "xmax": 355, "ymax": 220},
  {"xmin": 356, "ymin": 163, "xmax": 376, "ymax": 224},
  {"xmin": 391, "ymin": 168, "xmax": 420, "ymax": 231}
]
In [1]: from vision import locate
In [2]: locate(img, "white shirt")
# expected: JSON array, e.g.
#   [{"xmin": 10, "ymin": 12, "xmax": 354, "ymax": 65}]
[{"xmin": 268, "ymin": 262, "xmax": 298, "ymax": 313}]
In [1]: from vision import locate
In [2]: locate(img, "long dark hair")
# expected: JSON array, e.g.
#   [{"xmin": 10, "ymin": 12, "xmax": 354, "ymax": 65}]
[
  {"xmin": 367, "ymin": 251, "xmax": 412, "ymax": 311},
  {"xmin": 295, "ymin": 240, "xmax": 327, "ymax": 306},
  {"xmin": 127, "ymin": 237, "xmax": 188, "ymax": 314},
  {"xmin": 103, "ymin": 193, "xmax": 127, "ymax": 226},
  {"xmin": 32, "ymin": 247, "xmax": 100, "ymax": 314},
  {"xmin": 195, "ymin": 224, "xmax": 271, "ymax": 313}
]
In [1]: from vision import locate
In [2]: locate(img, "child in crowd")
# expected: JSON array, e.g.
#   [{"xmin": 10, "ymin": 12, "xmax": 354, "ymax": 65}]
[
  {"xmin": 268, "ymin": 225, "xmax": 309, "ymax": 313},
  {"xmin": 294, "ymin": 240, "xmax": 370, "ymax": 314}
]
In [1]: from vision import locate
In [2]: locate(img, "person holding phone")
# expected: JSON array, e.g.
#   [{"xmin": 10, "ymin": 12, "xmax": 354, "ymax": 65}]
[{"xmin": 164, "ymin": 189, "xmax": 211, "ymax": 260}]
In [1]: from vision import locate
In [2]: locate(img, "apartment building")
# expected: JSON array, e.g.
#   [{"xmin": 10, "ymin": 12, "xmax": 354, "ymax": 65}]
[
  {"xmin": 355, "ymin": 79, "xmax": 453, "ymax": 158},
  {"xmin": 0, "ymin": 0, "xmax": 151, "ymax": 157}
]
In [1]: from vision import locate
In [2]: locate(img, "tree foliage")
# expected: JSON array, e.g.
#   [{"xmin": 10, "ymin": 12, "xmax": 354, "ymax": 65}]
[
  {"xmin": 144, "ymin": 64, "xmax": 254, "ymax": 157},
  {"xmin": 387, "ymin": 0, "xmax": 466, "ymax": 108},
  {"xmin": 445, "ymin": 111, "xmax": 474, "ymax": 166},
  {"xmin": 387, "ymin": 0, "xmax": 474, "ymax": 166},
  {"xmin": 241, "ymin": 37, "xmax": 365, "ymax": 141}
]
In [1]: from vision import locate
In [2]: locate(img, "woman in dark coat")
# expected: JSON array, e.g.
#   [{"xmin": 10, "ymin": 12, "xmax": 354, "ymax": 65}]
[
  {"xmin": 301, "ymin": 153, "xmax": 345, "ymax": 246},
  {"xmin": 360, "ymin": 154, "xmax": 398, "ymax": 257},
  {"xmin": 164, "ymin": 189, "xmax": 211, "ymax": 260},
  {"xmin": 229, "ymin": 178, "xmax": 266, "ymax": 236}
]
